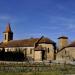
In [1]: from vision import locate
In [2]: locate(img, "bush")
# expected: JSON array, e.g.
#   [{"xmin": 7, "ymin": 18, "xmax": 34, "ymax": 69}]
[{"xmin": 0, "ymin": 50, "xmax": 24, "ymax": 61}]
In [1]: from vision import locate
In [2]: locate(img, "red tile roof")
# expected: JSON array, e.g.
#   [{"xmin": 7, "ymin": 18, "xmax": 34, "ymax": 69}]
[
  {"xmin": 37, "ymin": 37, "xmax": 55, "ymax": 44},
  {"xmin": 35, "ymin": 45, "xmax": 43, "ymax": 51},
  {"xmin": 0, "ymin": 37, "xmax": 55, "ymax": 48}
]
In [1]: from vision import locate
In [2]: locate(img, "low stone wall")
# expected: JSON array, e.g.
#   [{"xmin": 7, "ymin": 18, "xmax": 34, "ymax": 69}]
[{"xmin": 0, "ymin": 61, "xmax": 75, "ymax": 72}]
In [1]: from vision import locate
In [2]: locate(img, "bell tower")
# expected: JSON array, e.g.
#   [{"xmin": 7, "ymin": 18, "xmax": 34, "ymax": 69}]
[{"xmin": 3, "ymin": 23, "xmax": 13, "ymax": 43}]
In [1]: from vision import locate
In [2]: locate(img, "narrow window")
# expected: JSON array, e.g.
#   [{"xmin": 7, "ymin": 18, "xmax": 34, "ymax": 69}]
[
  {"xmin": 24, "ymin": 48, "xmax": 27, "ymax": 56},
  {"xmin": 62, "ymin": 55, "xmax": 63, "ymax": 58},
  {"xmin": 48, "ymin": 48, "xmax": 49, "ymax": 53},
  {"xmin": 30, "ymin": 49, "xmax": 32, "ymax": 54},
  {"xmin": 5, "ymin": 34, "xmax": 6, "ymax": 40},
  {"xmin": 65, "ymin": 50, "xmax": 66, "ymax": 54}
]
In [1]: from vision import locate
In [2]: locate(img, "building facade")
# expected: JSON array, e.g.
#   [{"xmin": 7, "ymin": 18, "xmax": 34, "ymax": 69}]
[
  {"xmin": 0, "ymin": 23, "xmax": 56, "ymax": 62},
  {"xmin": 0, "ymin": 23, "xmax": 75, "ymax": 62},
  {"xmin": 56, "ymin": 40, "xmax": 75, "ymax": 62}
]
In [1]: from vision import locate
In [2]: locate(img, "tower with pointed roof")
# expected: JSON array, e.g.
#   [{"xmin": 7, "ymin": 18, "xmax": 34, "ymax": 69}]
[{"xmin": 3, "ymin": 23, "xmax": 13, "ymax": 43}]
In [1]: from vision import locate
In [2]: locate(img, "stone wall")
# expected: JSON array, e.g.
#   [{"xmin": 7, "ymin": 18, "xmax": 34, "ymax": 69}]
[
  {"xmin": 38, "ymin": 43, "xmax": 54, "ymax": 61},
  {"xmin": 56, "ymin": 47, "xmax": 75, "ymax": 61}
]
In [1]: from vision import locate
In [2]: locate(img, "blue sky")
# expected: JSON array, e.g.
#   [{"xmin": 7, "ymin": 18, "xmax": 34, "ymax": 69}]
[{"xmin": 0, "ymin": 0, "xmax": 75, "ymax": 42}]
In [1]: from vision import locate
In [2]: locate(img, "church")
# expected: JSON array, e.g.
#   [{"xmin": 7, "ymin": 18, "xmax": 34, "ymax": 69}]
[
  {"xmin": 0, "ymin": 23, "xmax": 56, "ymax": 62},
  {"xmin": 0, "ymin": 23, "xmax": 75, "ymax": 63}
]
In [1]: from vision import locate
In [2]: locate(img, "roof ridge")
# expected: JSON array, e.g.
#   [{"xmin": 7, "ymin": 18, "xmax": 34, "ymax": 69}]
[{"xmin": 9, "ymin": 38, "xmax": 39, "ymax": 42}]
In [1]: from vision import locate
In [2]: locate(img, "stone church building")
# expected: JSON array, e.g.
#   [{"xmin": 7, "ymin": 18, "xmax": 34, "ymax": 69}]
[
  {"xmin": 0, "ymin": 23, "xmax": 56, "ymax": 62},
  {"xmin": 0, "ymin": 23, "xmax": 75, "ymax": 62}
]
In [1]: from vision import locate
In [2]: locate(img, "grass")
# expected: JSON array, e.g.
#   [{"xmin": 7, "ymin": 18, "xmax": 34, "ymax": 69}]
[
  {"xmin": 0, "ymin": 63, "xmax": 75, "ymax": 75},
  {"xmin": 0, "ymin": 71, "xmax": 63, "ymax": 75},
  {"xmin": 0, "ymin": 69, "xmax": 75, "ymax": 75}
]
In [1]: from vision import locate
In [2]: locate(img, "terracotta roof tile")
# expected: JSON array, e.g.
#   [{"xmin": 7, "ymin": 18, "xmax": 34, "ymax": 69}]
[
  {"xmin": 35, "ymin": 45, "xmax": 43, "ymax": 51},
  {"xmin": 38, "ymin": 37, "xmax": 55, "ymax": 44},
  {"xmin": 0, "ymin": 37, "xmax": 55, "ymax": 48}
]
